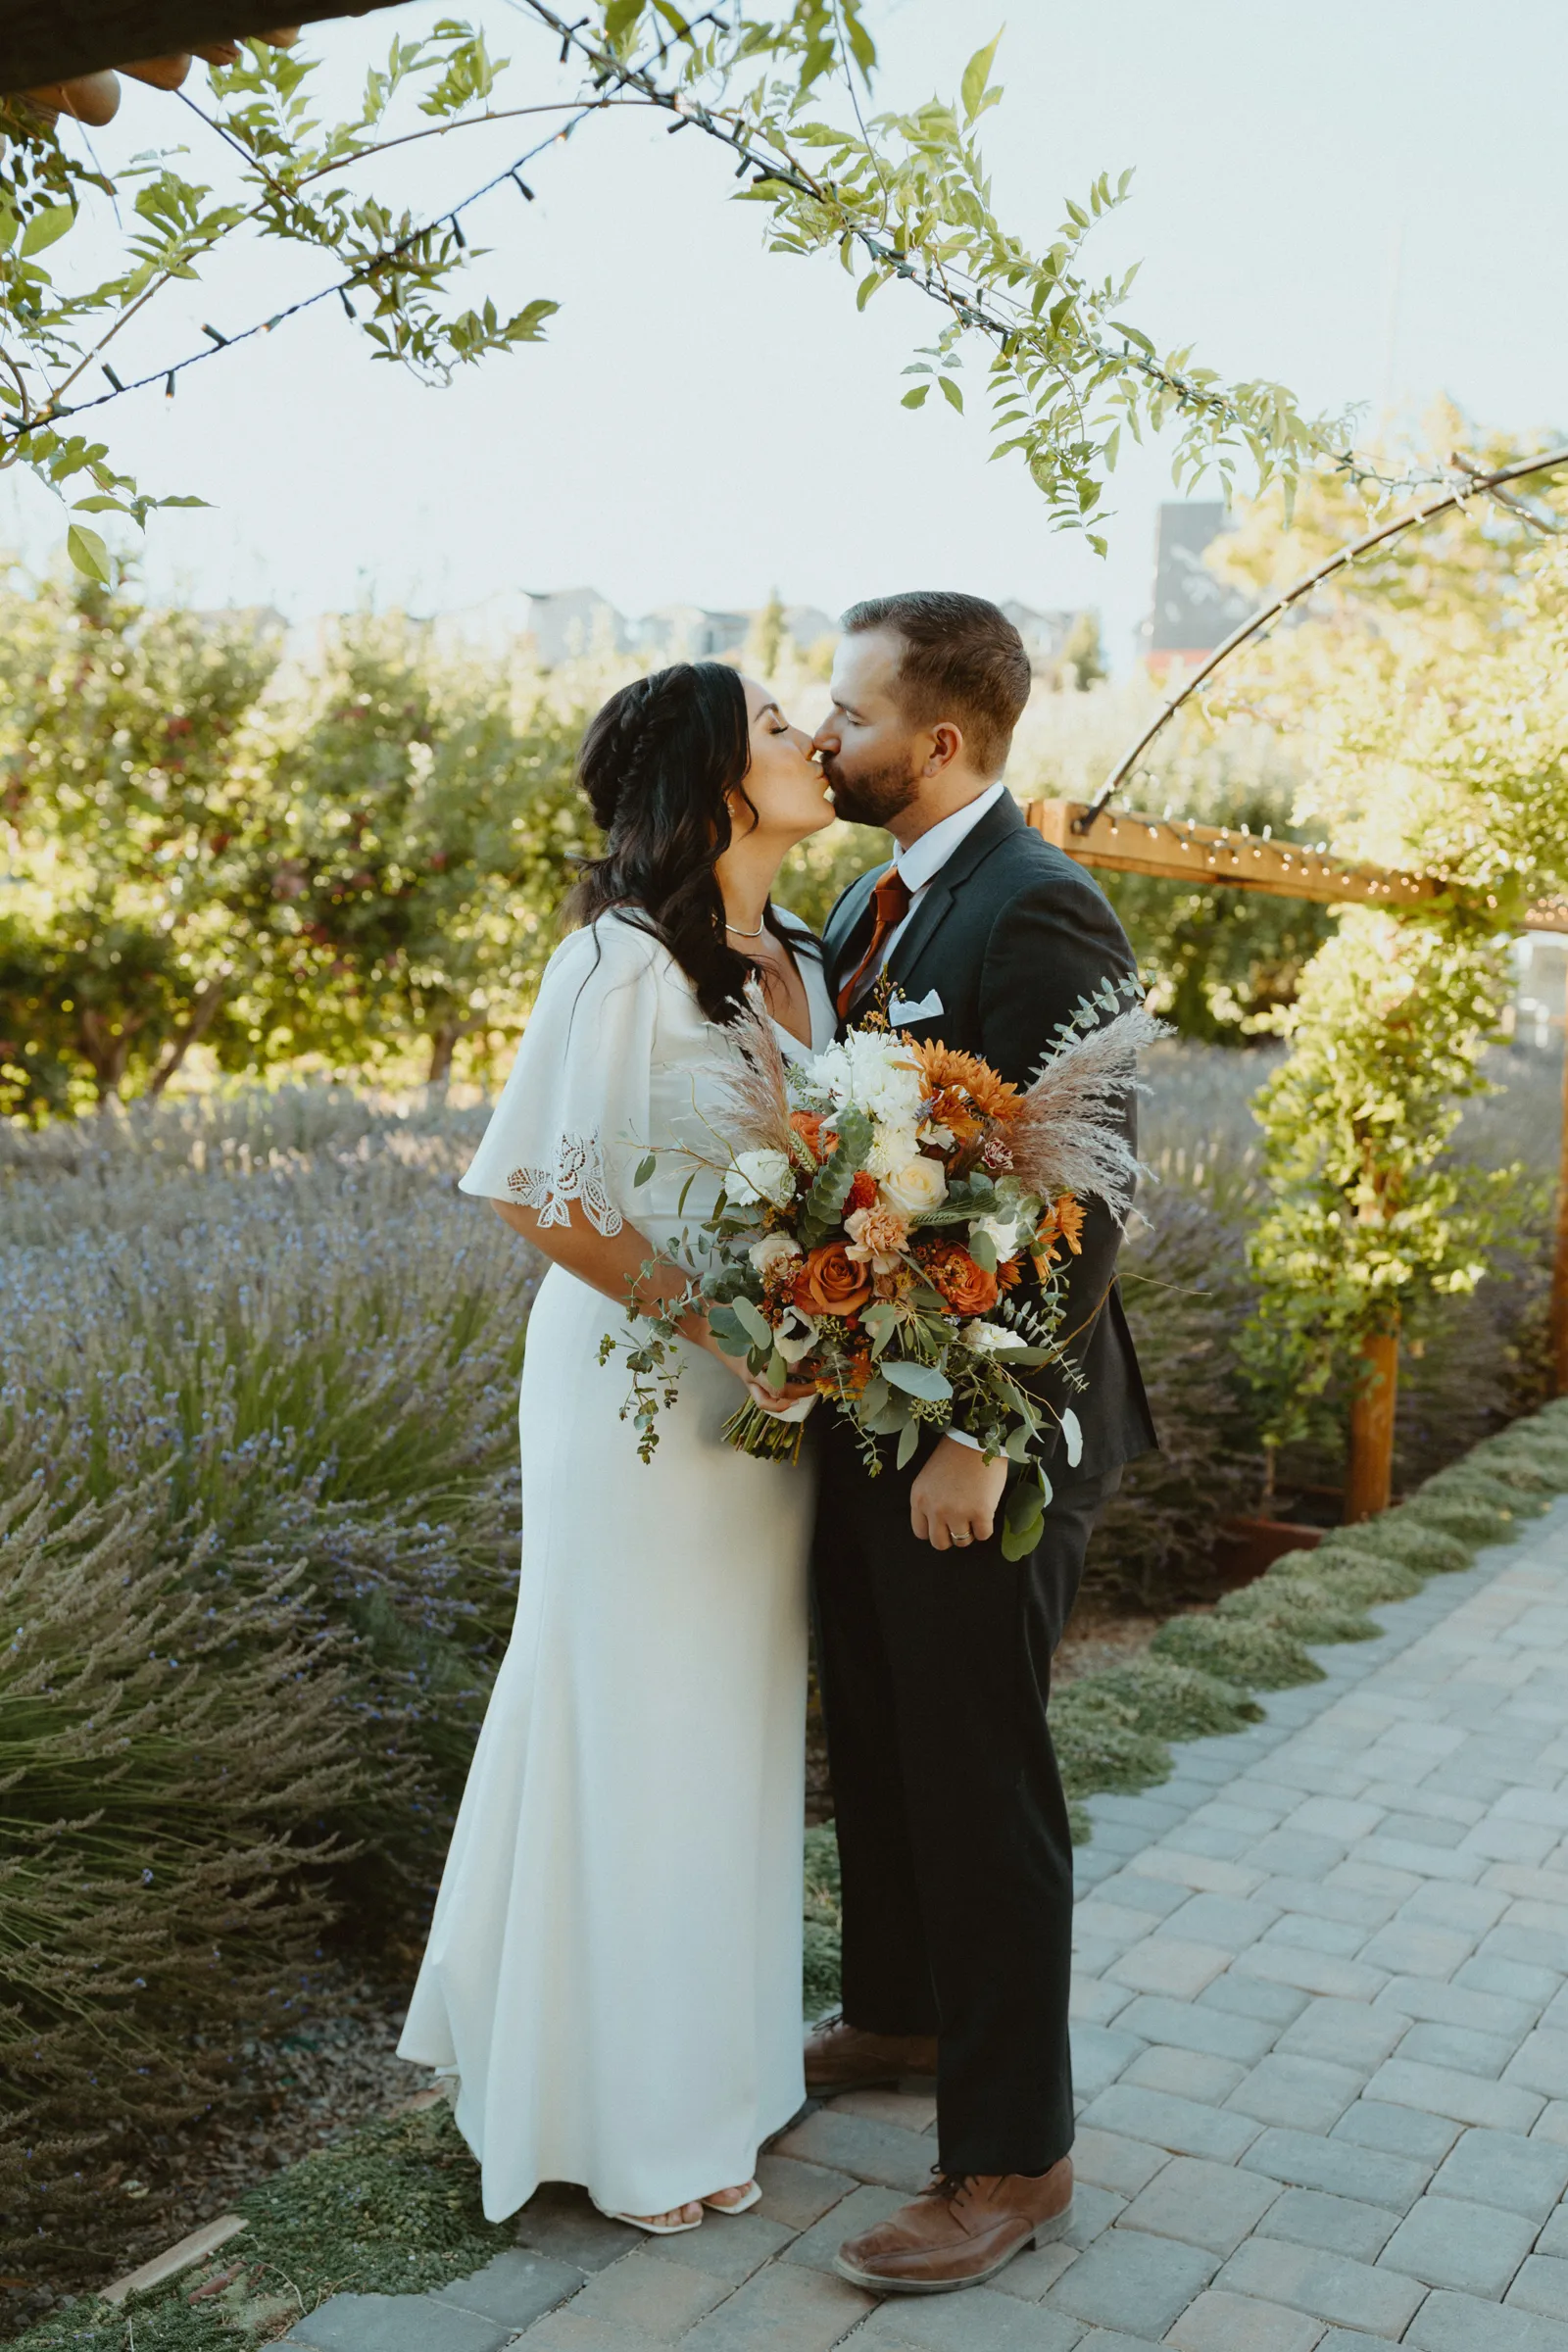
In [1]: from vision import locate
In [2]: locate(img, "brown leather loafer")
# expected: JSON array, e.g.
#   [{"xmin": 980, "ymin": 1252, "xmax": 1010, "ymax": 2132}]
[
  {"xmin": 834, "ymin": 2159, "xmax": 1074, "ymax": 2293},
  {"xmin": 803, "ymin": 2013, "xmax": 938, "ymax": 2097}
]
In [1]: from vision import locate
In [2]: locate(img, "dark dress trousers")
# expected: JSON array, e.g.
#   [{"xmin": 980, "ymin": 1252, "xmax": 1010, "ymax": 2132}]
[{"xmin": 812, "ymin": 790, "xmax": 1157, "ymax": 2180}]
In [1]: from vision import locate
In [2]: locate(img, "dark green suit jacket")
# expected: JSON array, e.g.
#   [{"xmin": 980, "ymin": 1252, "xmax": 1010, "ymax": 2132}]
[{"xmin": 822, "ymin": 791, "xmax": 1156, "ymax": 1479}]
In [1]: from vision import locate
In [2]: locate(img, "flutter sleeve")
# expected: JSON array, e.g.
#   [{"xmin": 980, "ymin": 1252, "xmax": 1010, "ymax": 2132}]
[{"xmin": 459, "ymin": 916, "xmax": 661, "ymax": 1236}]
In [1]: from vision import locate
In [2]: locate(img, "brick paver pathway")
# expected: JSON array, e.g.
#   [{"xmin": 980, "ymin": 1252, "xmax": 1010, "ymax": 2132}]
[{"xmin": 280, "ymin": 1502, "xmax": 1568, "ymax": 2351}]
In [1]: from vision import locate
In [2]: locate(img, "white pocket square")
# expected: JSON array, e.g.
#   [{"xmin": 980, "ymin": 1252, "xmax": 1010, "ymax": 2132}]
[{"xmin": 888, "ymin": 988, "xmax": 943, "ymax": 1025}]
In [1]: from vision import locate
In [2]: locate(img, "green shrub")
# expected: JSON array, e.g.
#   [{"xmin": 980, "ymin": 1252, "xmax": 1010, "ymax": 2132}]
[
  {"xmin": 0, "ymin": 1089, "xmax": 537, "ymax": 2277},
  {"xmin": 1052, "ymin": 1686, "xmax": 1174, "ymax": 1798},
  {"xmin": 1217, "ymin": 1575, "xmax": 1379, "ymax": 1644},
  {"xmin": 1081, "ymin": 1172, "xmax": 1263, "ymax": 1607},
  {"xmin": 1284, "ymin": 1544, "xmax": 1426, "ymax": 1605},
  {"xmin": 1328, "ymin": 1519, "xmax": 1471, "ymax": 1578},
  {"xmin": 0, "ymin": 1426, "xmax": 363, "ymax": 2278},
  {"xmin": 803, "ymin": 1825, "xmax": 843, "ymax": 2017},
  {"xmin": 1150, "ymin": 1616, "xmax": 1325, "ymax": 1689},
  {"xmin": 1074, "ymin": 1660, "xmax": 1263, "ymax": 1742}
]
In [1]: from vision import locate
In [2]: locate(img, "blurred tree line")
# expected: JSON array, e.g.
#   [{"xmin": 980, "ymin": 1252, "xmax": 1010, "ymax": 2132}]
[
  {"xmin": 0, "ymin": 576, "xmax": 601, "ymax": 1115},
  {"xmin": 0, "ymin": 576, "xmax": 1333, "ymax": 1120}
]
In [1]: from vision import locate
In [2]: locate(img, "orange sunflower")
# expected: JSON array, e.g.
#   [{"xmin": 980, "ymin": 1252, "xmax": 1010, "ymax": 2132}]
[{"xmin": 909, "ymin": 1039, "xmax": 1023, "ymax": 1121}]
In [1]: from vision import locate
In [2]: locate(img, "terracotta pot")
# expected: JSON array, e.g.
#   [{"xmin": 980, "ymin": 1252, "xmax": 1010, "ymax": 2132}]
[
  {"xmin": 260, "ymin": 26, "xmax": 303, "ymax": 44},
  {"xmin": 194, "ymin": 40, "xmax": 243, "ymax": 66},
  {"xmin": 24, "ymin": 71, "xmax": 121, "ymax": 124},
  {"xmin": 1217, "ymin": 1515, "xmax": 1325, "ymax": 1581},
  {"xmin": 122, "ymin": 55, "xmax": 193, "ymax": 90}
]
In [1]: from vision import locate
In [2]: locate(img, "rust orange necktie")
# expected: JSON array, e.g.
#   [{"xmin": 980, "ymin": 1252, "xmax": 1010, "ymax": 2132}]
[{"xmin": 836, "ymin": 865, "xmax": 913, "ymax": 1020}]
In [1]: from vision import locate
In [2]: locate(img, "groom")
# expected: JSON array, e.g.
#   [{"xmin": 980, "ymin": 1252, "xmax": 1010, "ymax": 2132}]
[{"xmin": 806, "ymin": 591, "xmax": 1156, "ymax": 2294}]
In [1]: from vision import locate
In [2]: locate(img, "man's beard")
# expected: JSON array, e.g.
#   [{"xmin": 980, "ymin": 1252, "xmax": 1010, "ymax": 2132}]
[{"xmin": 821, "ymin": 750, "xmax": 923, "ymax": 829}]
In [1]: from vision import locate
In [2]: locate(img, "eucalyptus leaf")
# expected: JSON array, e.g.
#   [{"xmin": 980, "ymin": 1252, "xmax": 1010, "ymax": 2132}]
[
  {"xmin": 733, "ymin": 1296, "xmax": 774, "ymax": 1349},
  {"xmin": 632, "ymin": 1152, "xmax": 657, "ymax": 1188},
  {"xmin": 881, "ymin": 1358, "xmax": 953, "ymax": 1403}
]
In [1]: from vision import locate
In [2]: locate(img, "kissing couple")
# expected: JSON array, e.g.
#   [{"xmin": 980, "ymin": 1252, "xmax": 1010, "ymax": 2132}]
[{"xmin": 399, "ymin": 591, "xmax": 1156, "ymax": 2296}]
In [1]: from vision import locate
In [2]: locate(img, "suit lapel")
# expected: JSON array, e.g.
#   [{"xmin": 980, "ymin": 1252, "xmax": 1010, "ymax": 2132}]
[{"xmin": 886, "ymin": 792, "xmax": 1026, "ymax": 992}]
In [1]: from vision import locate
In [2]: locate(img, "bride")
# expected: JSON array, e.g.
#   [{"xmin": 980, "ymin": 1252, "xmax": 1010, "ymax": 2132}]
[{"xmin": 399, "ymin": 661, "xmax": 838, "ymax": 2231}]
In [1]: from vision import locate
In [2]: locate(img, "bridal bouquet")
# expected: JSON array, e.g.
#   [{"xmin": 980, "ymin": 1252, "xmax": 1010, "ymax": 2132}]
[{"xmin": 606, "ymin": 978, "xmax": 1161, "ymax": 1557}]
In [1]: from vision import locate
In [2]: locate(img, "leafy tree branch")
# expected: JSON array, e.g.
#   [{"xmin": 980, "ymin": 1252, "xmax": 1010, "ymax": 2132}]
[{"xmin": 3, "ymin": 1, "xmax": 1376, "ymax": 574}]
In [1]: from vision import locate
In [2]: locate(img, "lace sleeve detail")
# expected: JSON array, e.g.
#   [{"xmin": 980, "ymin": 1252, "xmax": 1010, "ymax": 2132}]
[{"xmin": 506, "ymin": 1130, "xmax": 623, "ymax": 1237}]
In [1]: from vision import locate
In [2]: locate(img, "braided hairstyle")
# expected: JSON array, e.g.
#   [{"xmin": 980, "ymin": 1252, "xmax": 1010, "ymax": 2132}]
[{"xmin": 569, "ymin": 662, "xmax": 799, "ymax": 1025}]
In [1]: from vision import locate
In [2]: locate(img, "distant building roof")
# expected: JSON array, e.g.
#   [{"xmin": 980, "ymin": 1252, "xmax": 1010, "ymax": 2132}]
[
  {"xmin": 999, "ymin": 602, "xmax": 1090, "ymax": 673},
  {"xmin": 1144, "ymin": 504, "xmax": 1253, "ymax": 660}
]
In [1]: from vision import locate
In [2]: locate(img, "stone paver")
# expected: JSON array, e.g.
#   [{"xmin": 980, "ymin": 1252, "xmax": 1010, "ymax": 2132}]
[{"xmin": 288, "ymin": 1499, "xmax": 1568, "ymax": 2352}]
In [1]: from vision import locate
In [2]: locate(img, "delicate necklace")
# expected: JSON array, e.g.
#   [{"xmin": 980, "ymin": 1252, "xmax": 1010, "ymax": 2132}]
[{"xmin": 725, "ymin": 913, "xmax": 768, "ymax": 939}]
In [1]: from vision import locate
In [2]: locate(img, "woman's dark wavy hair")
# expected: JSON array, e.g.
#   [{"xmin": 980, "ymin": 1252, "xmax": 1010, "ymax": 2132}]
[{"xmin": 568, "ymin": 661, "xmax": 808, "ymax": 1025}]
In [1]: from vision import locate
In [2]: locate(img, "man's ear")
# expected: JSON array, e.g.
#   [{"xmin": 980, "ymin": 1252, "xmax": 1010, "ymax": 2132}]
[{"xmin": 924, "ymin": 722, "xmax": 963, "ymax": 776}]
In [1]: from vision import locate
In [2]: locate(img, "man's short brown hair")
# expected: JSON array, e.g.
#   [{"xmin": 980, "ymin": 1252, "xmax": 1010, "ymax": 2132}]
[{"xmin": 841, "ymin": 590, "xmax": 1031, "ymax": 776}]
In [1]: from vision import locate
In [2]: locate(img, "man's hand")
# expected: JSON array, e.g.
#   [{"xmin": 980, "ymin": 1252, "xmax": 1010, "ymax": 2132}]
[{"xmin": 910, "ymin": 1438, "xmax": 1009, "ymax": 1551}]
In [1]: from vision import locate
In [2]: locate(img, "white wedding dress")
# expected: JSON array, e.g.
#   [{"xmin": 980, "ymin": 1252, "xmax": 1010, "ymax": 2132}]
[{"xmin": 399, "ymin": 908, "xmax": 836, "ymax": 2222}]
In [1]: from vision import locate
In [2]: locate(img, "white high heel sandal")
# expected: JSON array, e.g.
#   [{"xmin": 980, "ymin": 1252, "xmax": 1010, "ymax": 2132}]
[
  {"xmin": 593, "ymin": 2198, "xmax": 703, "ymax": 2236},
  {"xmin": 703, "ymin": 2180, "xmax": 761, "ymax": 2215}
]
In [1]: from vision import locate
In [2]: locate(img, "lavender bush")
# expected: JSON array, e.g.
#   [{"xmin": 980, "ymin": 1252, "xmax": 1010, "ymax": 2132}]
[{"xmin": 0, "ymin": 1090, "xmax": 540, "ymax": 2275}]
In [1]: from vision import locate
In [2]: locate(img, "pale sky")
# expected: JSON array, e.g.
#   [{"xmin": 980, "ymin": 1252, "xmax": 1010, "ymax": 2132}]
[{"xmin": 6, "ymin": 0, "xmax": 1564, "ymax": 671}]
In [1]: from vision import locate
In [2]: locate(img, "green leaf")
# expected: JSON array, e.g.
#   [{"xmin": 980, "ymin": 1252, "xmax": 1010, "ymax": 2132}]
[
  {"xmin": 896, "ymin": 1419, "xmax": 919, "ymax": 1470},
  {"xmin": 881, "ymin": 1358, "xmax": 953, "ymax": 1403},
  {"xmin": 606, "ymin": 0, "xmax": 645, "ymax": 41},
  {"xmin": 959, "ymin": 28, "xmax": 1004, "ymax": 125},
  {"xmin": 902, "ymin": 384, "xmax": 930, "ymax": 409},
  {"xmin": 22, "ymin": 205, "xmax": 74, "ymax": 258},
  {"xmin": 732, "ymin": 1296, "xmax": 774, "ymax": 1349},
  {"xmin": 633, "ymin": 1152, "xmax": 657, "ymax": 1188},
  {"xmin": 65, "ymin": 524, "xmax": 111, "ymax": 584},
  {"xmin": 798, "ymin": 1106, "xmax": 871, "ymax": 1249},
  {"xmin": 707, "ymin": 1304, "xmax": 750, "ymax": 1357},
  {"xmin": 938, "ymin": 376, "xmax": 964, "ymax": 414}
]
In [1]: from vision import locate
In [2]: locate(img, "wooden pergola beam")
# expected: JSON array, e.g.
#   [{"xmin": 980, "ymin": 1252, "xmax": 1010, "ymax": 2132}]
[
  {"xmin": 1027, "ymin": 797, "xmax": 1568, "ymax": 935},
  {"xmin": 1, "ymin": 3, "xmax": 416, "ymax": 90}
]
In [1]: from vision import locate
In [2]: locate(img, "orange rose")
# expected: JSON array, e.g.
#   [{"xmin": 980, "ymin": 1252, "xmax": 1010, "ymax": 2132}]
[
  {"xmin": 790, "ymin": 1109, "xmax": 837, "ymax": 1162},
  {"xmin": 793, "ymin": 1242, "xmax": 873, "ymax": 1318},
  {"xmin": 923, "ymin": 1242, "xmax": 1000, "ymax": 1317}
]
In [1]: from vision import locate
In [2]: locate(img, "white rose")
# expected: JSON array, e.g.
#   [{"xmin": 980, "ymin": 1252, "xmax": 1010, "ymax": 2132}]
[
  {"xmin": 728, "ymin": 1148, "xmax": 795, "ymax": 1208},
  {"xmin": 972, "ymin": 1211, "xmax": 1025, "ymax": 1259},
  {"xmin": 750, "ymin": 1230, "xmax": 803, "ymax": 1274},
  {"xmin": 879, "ymin": 1156, "xmax": 949, "ymax": 1216}
]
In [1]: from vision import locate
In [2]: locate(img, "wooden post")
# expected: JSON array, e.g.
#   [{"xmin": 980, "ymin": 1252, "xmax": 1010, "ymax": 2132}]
[
  {"xmin": 1345, "ymin": 1325, "xmax": 1399, "ymax": 1522},
  {"xmin": 1553, "ymin": 958, "xmax": 1568, "ymax": 1396}
]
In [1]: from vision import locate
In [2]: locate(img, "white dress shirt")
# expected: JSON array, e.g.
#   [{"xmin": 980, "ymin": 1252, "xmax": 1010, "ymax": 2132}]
[{"xmin": 851, "ymin": 781, "xmax": 1008, "ymax": 1001}]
